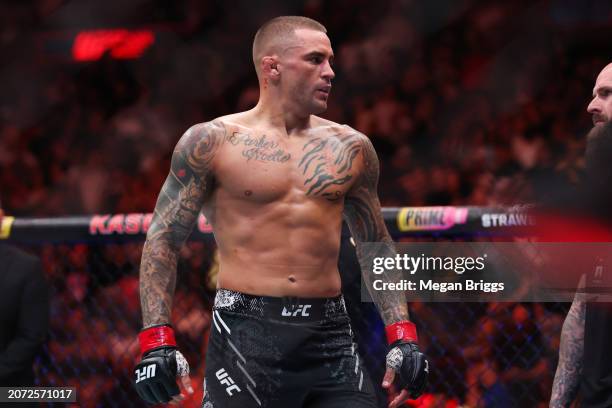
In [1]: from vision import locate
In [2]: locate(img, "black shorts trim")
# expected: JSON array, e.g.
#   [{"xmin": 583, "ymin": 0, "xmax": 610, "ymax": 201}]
[{"xmin": 213, "ymin": 288, "xmax": 348, "ymax": 323}]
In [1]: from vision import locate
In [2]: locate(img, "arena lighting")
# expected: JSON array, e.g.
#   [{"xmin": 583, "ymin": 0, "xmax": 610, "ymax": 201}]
[{"xmin": 72, "ymin": 29, "xmax": 155, "ymax": 61}]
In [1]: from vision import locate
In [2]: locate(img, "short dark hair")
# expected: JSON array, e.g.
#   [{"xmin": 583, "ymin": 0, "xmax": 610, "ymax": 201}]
[{"xmin": 252, "ymin": 16, "xmax": 327, "ymax": 77}]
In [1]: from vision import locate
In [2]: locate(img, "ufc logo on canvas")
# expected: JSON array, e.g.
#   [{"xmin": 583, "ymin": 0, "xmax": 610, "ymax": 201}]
[
  {"xmin": 216, "ymin": 368, "xmax": 241, "ymax": 396},
  {"xmin": 135, "ymin": 364, "xmax": 156, "ymax": 383},
  {"xmin": 281, "ymin": 305, "xmax": 311, "ymax": 317}
]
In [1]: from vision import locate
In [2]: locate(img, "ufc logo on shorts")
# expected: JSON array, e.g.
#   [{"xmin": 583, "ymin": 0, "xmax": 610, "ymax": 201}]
[
  {"xmin": 216, "ymin": 368, "xmax": 241, "ymax": 396},
  {"xmin": 281, "ymin": 304, "xmax": 311, "ymax": 317},
  {"xmin": 135, "ymin": 364, "xmax": 156, "ymax": 383}
]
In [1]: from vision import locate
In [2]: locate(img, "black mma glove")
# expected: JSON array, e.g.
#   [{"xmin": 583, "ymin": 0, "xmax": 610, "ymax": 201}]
[
  {"xmin": 383, "ymin": 321, "xmax": 429, "ymax": 399},
  {"xmin": 134, "ymin": 324, "xmax": 192, "ymax": 404}
]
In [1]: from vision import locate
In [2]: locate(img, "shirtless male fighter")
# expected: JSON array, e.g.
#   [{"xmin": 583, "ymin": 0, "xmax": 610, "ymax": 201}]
[
  {"xmin": 550, "ymin": 63, "xmax": 612, "ymax": 408},
  {"xmin": 133, "ymin": 16, "xmax": 428, "ymax": 408}
]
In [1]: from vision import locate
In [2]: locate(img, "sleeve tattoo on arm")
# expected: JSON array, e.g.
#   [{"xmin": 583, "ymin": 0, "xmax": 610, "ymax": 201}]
[
  {"xmin": 550, "ymin": 275, "xmax": 586, "ymax": 407},
  {"xmin": 140, "ymin": 122, "xmax": 221, "ymax": 328},
  {"xmin": 343, "ymin": 133, "xmax": 409, "ymax": 325}
]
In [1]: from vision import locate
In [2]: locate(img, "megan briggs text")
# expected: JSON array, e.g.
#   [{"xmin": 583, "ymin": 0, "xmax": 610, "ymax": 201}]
[{"xmin": 373, "ymin": 279, "xmax": 505, "ymax": 293}]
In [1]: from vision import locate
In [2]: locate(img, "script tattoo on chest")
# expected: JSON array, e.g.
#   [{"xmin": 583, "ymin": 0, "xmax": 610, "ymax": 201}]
[
  {"xmin": 227, "ymin": 132, "xmax": 291, "ymax": 163},
  {"xmin": 299, "ymin": 134, "xmax": 361, "ymax": 201}
]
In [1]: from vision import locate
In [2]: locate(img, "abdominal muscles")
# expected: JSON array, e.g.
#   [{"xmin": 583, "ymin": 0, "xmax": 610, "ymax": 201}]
[{"xmin": 210, "ymin": 192, "xmax": 345, "ymax": 297}]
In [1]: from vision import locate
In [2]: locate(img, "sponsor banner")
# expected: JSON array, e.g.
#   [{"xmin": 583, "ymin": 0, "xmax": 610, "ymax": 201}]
[
  {"xmin": 481, "ymin": 212, "xmax": 535, "ymax": 228},
  {"xmin": 89, "ymin": 214, "xmax": 151, "ymax": 235},
  {"xmin": 361, "ymin": 242, "xmax": 612, "ymax": 302},
  {"xmin": 88, "ymin": 213, "xmax": 212, "ymax": 236},
  {"xmin": 0, "ymin": 207, "xmax": 534, "ymax": 244},
  {"xmin": 396, "ymin": 206, "xmax": 469, "ymax": 232},
  {"xmin": 0, "ymin": 216, "xmax": 14, "ymax": 239}
]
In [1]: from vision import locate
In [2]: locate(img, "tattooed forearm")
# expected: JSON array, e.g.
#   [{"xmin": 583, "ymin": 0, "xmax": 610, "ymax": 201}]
[
  {"xmin": 140, "ymin": 122, "xmax": 221, "ymax": 328},
  {"xmin": 343, "ymin": 134, "xmax": 409, "ymax": 325},
  {"xmin": 354, "ymin": 236, "xmax": 409, "ymax": 325},
  {"xmin": 140, "ymin": 231, "xmax": 179, "ymax": 328},
  {"xmin": 550, "ymin": 277, "xmax": 586, "ymax": 407}
]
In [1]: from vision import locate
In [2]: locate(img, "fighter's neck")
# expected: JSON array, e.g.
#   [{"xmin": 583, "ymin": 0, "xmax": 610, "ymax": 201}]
[{"xmin": 251, "ymin": 100, "xmax": 313, "ymax": 135}]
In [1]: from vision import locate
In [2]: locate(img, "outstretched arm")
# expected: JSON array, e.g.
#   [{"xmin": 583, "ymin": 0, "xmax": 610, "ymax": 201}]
[
  {"xmin": 550, "ymin": 274, "xmax": 586, "ymax": 407},
  {"xmin": 140, "ymin": 122, "xmax": 220, "ymax": 328}
]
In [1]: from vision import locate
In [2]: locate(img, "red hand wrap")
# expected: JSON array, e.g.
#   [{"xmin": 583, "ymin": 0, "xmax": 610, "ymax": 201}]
[
  {"xmin": 385, "ymin": 321, "xmax": 418, "ymax": 344},
  {"xmin": 138, "ymin": 325, "xmax": 177, "ymax": 355}
]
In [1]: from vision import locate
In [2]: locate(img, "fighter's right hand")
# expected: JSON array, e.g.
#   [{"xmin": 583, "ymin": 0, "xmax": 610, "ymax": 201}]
[{"xmin": 134, "ymin": 324, "xmax": 193, "ymax": 405}]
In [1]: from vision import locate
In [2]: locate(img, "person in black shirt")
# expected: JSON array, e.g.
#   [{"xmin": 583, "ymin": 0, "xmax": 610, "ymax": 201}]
[
  {"xmin": 550, "ymin": 63, "xmax": 612, "ymax": 408},
  {"xmin": 0, "ymin": 197, "xmax": 50, "ymax": 388}
]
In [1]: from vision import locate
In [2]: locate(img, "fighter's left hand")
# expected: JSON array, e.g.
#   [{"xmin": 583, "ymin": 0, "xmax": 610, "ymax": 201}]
[{"xmin": 382, "ymin": 321, "xmax": 429, "ymax": 408}]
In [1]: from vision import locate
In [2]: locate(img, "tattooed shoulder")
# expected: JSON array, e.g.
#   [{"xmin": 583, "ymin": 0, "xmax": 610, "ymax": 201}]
[
  {"xmin": 336, "ymin": 127, "xmax": 379, "ymax": 189},
  {"xmin": 298, "ymin": 127, "xmax": 365, "ymax": 201},
  {"xmin": 174, "ymin": 121, "xmax": 225, "ymax": 178}
]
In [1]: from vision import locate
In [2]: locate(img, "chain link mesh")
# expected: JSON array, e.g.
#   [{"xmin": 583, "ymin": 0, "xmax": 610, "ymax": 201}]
[{"xmin": 18, "ymin": 235, "xmax": 568, "ymax": 407}]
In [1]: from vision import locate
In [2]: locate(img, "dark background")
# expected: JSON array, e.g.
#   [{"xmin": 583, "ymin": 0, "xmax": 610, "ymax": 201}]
[
  {"xmin": 1, "ymin": 0, "xmax": 610, "ymax": 215},
  {"xmin": 1, "ymin": 0, "xmax": 610, "ymax": 407}
]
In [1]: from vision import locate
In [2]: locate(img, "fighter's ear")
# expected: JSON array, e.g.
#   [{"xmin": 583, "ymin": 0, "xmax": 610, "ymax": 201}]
[{"xmin": 262, "ymin": 56, "xmax": 280, "ymax": 80}]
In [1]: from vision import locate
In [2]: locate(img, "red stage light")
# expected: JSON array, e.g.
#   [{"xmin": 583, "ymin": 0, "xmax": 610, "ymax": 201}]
[{"xmin": 72, "ymin": 29, "xmax": 155, "ymax": 61}]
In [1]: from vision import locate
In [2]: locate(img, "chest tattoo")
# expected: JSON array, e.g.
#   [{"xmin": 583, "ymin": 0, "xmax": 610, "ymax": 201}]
[
  {"xmin": 227, "ymin": 132, "xmax": 291, "ymax": 163},
  {"xmin": 299, "ymin": 135, "xmax": 362, "ymax": 200}
]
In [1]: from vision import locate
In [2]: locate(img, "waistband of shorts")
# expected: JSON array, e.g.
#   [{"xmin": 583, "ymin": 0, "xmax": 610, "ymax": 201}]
[{"xmin": 213, "ymin": 288, "xmax": 347, "ymax": 322}]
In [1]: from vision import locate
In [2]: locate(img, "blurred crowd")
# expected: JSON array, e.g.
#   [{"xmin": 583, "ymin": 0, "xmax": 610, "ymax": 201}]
[
  {"xmin": 1, "ymin": 0, "xmax": 610, "ymax": 406},
  {"xmin": 32, "ymin": 238, "xmax": 568, "ymax": 408},
  {"xmin": 36, "ymin": 241, "xmax": 215, "ymax": 407},
  {"xmin": 0, "ymin": 0, "xmax": 606, "ymax": 215}
]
